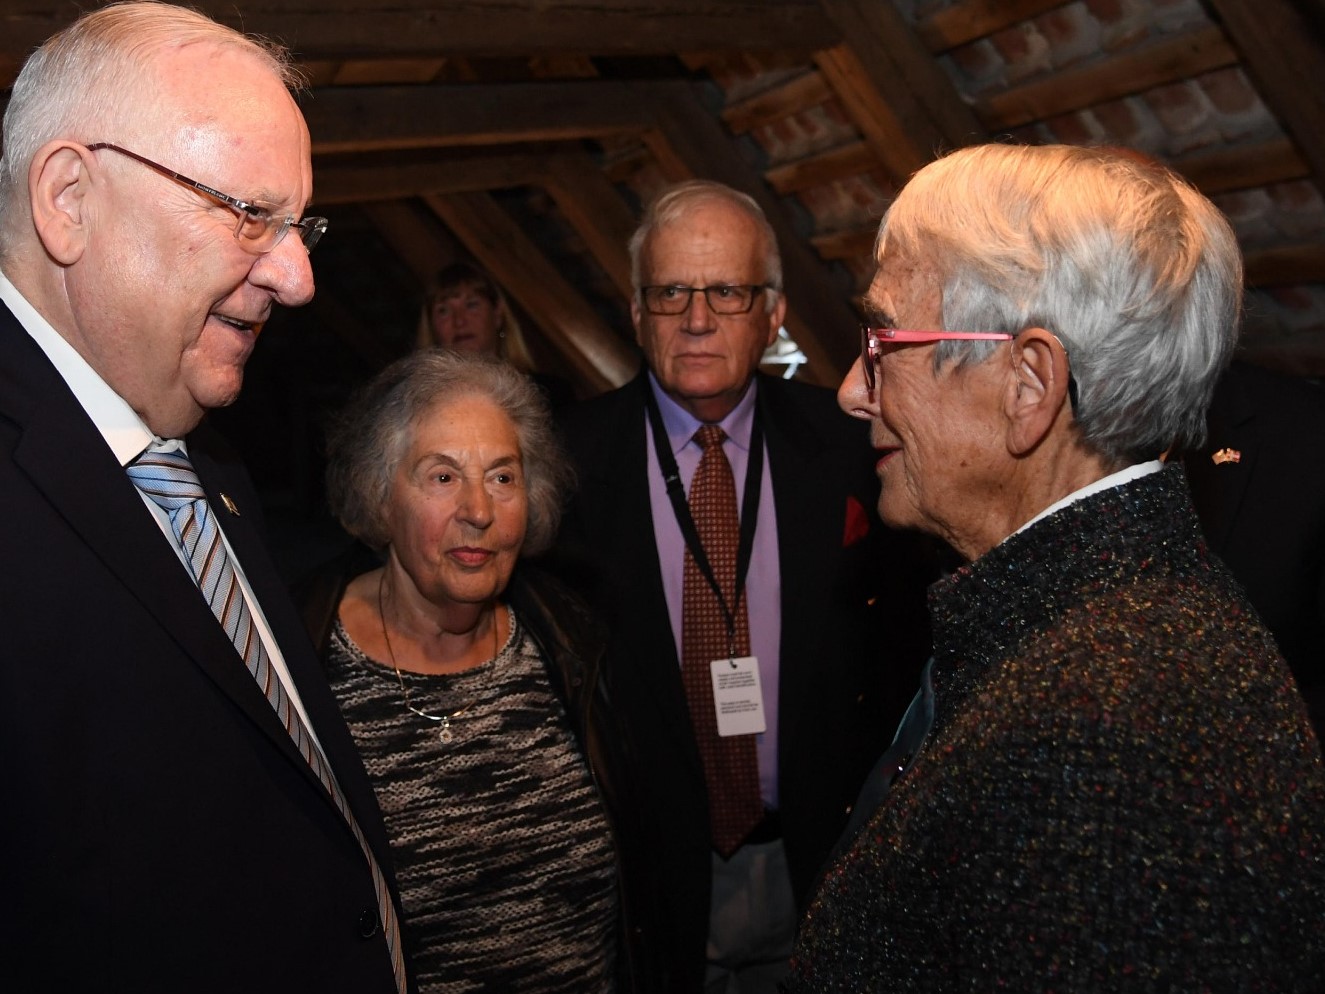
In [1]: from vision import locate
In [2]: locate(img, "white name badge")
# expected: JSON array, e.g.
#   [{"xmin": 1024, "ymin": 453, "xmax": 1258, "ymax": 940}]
[{"xmin": 709, "ymin": 656, "xmax": 767, "ymax": 737}]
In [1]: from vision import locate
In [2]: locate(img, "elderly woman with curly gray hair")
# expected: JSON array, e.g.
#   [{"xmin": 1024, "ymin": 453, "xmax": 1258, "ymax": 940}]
[
  {"xmin": 297, "ymin": 349, "xmax": 656, "ymax": 993},
  {"xmin": 785, "ymin": 144, "xmax": 1325, "ymax": 992}
]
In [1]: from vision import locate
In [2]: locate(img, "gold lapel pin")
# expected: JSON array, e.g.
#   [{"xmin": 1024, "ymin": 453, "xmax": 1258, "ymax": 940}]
[
  {"xmin": 220, "ymin": 493, "xmax": 241, "ymax": 516},
  {"xmin": 1211, "ymin": 447, "xmax": 1241, "ymax": 465}
]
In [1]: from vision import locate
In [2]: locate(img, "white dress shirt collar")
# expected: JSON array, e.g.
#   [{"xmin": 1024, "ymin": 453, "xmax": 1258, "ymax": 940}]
[
  {"xmin": 1013, "ymin": 460, "xmax": 1165, "ymax": 540},
  {"xmin": 646, "ymin": 371, "xmax": 757, "ymax": 457},
  {"xmin": 0, "ymin": 269, "xmax": 163, "ymax": 465}
]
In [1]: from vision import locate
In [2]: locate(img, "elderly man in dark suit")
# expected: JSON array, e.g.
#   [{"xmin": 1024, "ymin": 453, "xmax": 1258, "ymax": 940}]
[
  {"xmin": 1184, "ymin": 359, "xmax": 1325, "ymax": 742},
  {"xmin": 0, "ymin": 5, "xmax": 402, "ymax": 991},
  {"xmin": 558, "ymin": 179, "xmax": 931, "ymax": 993}
]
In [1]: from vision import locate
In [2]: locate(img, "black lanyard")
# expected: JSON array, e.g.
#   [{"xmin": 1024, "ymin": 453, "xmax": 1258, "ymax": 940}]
[{"xmin": 645, "ymin": 387, "xmax": 764, "ymax": 659}]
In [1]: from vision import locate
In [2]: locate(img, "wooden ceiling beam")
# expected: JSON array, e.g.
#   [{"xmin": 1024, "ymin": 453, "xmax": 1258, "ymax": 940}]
[
  {"xmin": 810, "ymin": 225, "xmax": 876, "ymax": 262},
  {"xmin": 303, "ymin": 285, "xmax": 400, "ymax": 372},
  {"xmin": 1170, "ymin": 137, "xmax": 1309, "ymax": 196},
  {"xmin": 1244, "ymin": 244, "xmax": 1325, "ymax": 288},
  {"xmin": 765, "ymin": 140, "xmax": 879, "ymax": 195},
  {"xmin": 313, "ymin": 150, "xmax": 546, "ymax": 205},
  {"xmin": 721, "ymin": 71, "xmax": 835, "ymax": 134},
  {"xmin": 813, "ymin": 0, "xmax": 985, "ymax": 185},
  {"xmin": 810, "ymin": 0, "xmax": 991, "ymax": 157},
  {"xmin": 975, "ymin": 24, "xmax": 1238, "ymax": 130},
  {"xmin": 642, "ymin": 79, "xmax": 861, "ymax": 384},
  {"xmin": 540, "ymin": 152, "xmax": 638, "ymax": 300},
  {"xmin": 813, "ymin": 43, "xmax": 929, "ymax": 184},
  {"xmin": 300, "ymin": 80, "xmax": 652, "ymax": 154},
  {"xmin": 0, "ymin": 2, "xmax": 838, "ymax": 73},
  {"xmin": 640, "ymin": 128, "xmax": 695, "ymax": 185},
  {"xmin": 360, "ymin": 200, "xmax": 465, "ymax": 288},
  {"xmin": 917, "ymin": 0, "xmax": 1072, "ymax": 53},
  {"xmin": 423, "ymin": 192, "xmax": 639, "ymax": 391},
  {"xmin": 1203, "ymin": 0, "xmax": 1325, "ymax": 194}
]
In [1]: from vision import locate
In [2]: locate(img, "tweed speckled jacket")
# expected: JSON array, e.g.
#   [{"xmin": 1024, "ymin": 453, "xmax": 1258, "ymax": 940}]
[{"xmin": 788, "ymin": 466, "xmax": 1325, "ymax": 993}]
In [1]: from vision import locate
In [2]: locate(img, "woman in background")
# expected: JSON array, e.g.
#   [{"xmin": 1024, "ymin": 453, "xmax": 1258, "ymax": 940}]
[
  {"xmin": 299, "ymin": 350, "xmax": 652, "ymax": 992},
  {"xmin": 417, "ymin": 261, "xmax": 575, "ymax": 408}
]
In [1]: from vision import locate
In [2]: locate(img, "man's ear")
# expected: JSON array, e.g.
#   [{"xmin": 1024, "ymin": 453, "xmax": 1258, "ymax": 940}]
[
  {"xmin": 29, "ymin": 141, "xmax": 93, "ymax": 266},
  {"xmin": 630, "ymin": 295, "xmax": 644, "ymax": 344},
  {"xmin": 764, "ymin": 289, "xmax": 788, "ymax": 348},
  {"xmin": 1004, "ymin": 328, "xmax": 1072, "ymax": 455}
]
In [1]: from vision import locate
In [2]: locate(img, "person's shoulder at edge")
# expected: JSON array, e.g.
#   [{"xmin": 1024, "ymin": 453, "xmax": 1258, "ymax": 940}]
[{"xmin": 1223, "ymin": 358, "xmax": 1325, "ymax": 410}]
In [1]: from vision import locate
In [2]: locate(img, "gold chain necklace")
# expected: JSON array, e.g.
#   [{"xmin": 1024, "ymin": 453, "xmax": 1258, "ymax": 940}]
[{"xmin": 377, "ymin": 572, "xmax": 500, "ymax": 744}]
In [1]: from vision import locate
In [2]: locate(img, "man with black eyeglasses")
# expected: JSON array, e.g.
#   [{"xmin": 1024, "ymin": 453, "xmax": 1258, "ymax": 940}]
[
  {"xmin": 0, "ymin": 5, "xmax": 401, "ymax": 992},
  {"xmin": 556, "ymin": 179, "xmax": 932, "ymax": 994}
]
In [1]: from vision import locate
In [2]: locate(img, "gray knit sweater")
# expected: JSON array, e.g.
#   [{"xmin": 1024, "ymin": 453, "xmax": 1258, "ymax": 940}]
[{"xmin": 787, "ymin": 466, "xmax": 1325, "ymax": 992}]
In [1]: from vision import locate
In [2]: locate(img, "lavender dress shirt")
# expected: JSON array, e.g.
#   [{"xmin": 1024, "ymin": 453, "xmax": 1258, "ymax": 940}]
[{"xmin": 645, "ymin": 373, "xmax": 783, "ymax": 808}]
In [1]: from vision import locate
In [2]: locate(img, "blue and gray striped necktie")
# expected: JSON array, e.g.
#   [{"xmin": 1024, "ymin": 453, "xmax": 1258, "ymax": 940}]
[{"xmin": 127, "ymin": 447, "xmax": 406, "ymax": 994}]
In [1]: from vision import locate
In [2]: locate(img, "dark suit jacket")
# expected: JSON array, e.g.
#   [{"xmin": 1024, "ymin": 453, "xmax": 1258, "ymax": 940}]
[
  {"xmin": 1184, "ymin": 361, "xmax": 1325, "ymax": 742},
  {"xmin": 556, "ymin": 373, "xmax": 932, "ymax": 993},
  {"xmin": 0, "ymin": 303, "xmax": 400, "ymax": 992}
]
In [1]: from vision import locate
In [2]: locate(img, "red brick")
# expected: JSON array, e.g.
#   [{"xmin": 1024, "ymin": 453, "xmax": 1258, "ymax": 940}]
[
  {"xmin": 1269, "ymin": 180, "xmax": 1323, "ymax": 213},
  {"xmin": 1045, "ymin": 111, "xmax": 1098, "ymax": 146},
  {"xmin": 991, "ymin": 24, "xmax": 1055, "ymax": 82},
  {"xmin": 1087, "ymin": 0, "xmax": 1124, "ymax": 23},
  {"xmin": 795, "ymin": 104, "xmax": 857, "ymax": 154},
  {"xmin": 1212, "ymin": 189, "xmax": 1276, "ymax": 242},
  {"xmin": 1200, "ymin": 67, "xmax": 1257, "ymax": 115},
  {"xmin": 847, "ymin": 174, "xmax": 890, "ymax": 213},
  {"xmin": 991, "ymin": 24, "xmax": 1031, "ymax": 63},
  {"xmin": 821, "ymin": 181, "xmax": 864, "ymax": 229},
  {"xmin": 1144, "ymin": 83, "xmax": 1208, "ymax": 139},
  {"xmin": 1089, "ymin": 0, "xmax": 1150, "ymax": 49},
  {"xmin": 867, "ymin": 168, "xmax": 898, "ymax": 202},
  {"xmin": 1037, "ymin": 5, "xmax": 1100, "ymax": 69},
  {"xmin": 912, "ymin": 0, "xmax": 946, "ymax": 21},
  {"xmin": 1093, "ymin": 98, "xmax": 1140, "ymax": 140},
  {"xmin": 948, "ymin": 39, "xmax": 1004, "ymax": 88},
  {"xmin": 797, "ymin": 185, "xmax": 829, "ymax": 219},
  {"xmin": 1268, "ymin": 286, "xmax": 1315, "ymax": 311},
  {"xmin": 702, "ymin": 56, "xmax": 735, "ymax": 94},
  {"xmin": 1212, "ymin": 189, "xmax": 1261, "ymax": 221},
  {"xmin": 1007, "ymin": 123, "xmax": 1045, "ymax": 145},
  {"xmin": 822, "ymin": 99, "xmax": 851, "ymax": 128},
  {"xmin": 1153, "ymin": 0, "xmax": 1210, "ymax": 33}
]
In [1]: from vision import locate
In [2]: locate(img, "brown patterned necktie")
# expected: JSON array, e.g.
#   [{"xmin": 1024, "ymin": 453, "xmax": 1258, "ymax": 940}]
[{"xmin": 681, "ymin": 425, "xmax": 764, "ymax": 857}]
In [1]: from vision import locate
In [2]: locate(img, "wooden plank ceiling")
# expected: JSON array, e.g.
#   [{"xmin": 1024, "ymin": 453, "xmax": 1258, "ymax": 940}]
[{"xmin": 4, "ymin": 0, "xmax": 1325, "ymax": 403}]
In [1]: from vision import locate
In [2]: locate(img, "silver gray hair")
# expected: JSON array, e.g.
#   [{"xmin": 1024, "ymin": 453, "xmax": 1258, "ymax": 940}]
[
  {"xmin": 326, "ymin": 350, "xmax": 572, "ymax": 556},
  {"xmin": 628, "ymin": 179, "xmax": 784, "ymax": 314},
  {"xmin": 0, "ymin": 1, "xmax": 299, "ymax": 250},
  {"xmin": 879, "ymin": 143, "xmax": 1242, "ymax": 463}
]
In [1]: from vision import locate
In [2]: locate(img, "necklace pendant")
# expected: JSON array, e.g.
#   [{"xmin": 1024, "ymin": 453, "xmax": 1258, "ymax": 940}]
[{"xmin": 439, "ymin": 717, "xmax": 454, "ymax": 744}]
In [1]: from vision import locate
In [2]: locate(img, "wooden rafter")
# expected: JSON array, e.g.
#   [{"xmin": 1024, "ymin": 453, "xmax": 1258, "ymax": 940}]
[
  {"xmin": 0, "ymin": 1, "xmax": 839, "ymax": 80},
  {"xmin": 1170, "ymin": 138, "xmax": 1309, "ymax": 197},
  {"xmin": 423, "ymin": 192, "xmax": 639, "ymax": 392},
  {"xmin": 360, "ymin": 200, "xmax": 464, "ymax": 287},
  {"xmin": 916, "ymin": 0, "xmax": 1072, "ymax": 53},
  {"xmin": 313, "ymin": 149, "xmax": 547, "ymax": 205},
  {"xmin": 299, "ymin": 80, "xmax": 650, "ymax": 154},
  {"xmin": 1203, "ymin": 0, "xmax": 1325, "ymax": 194},
  {"xmin": 765, "ymin": 140, "xmax": 878, "ymax": 195},
  {"xmin": 1244, "ymin": 244, "xmax": 1325, "ymax": 288},
  {"xmin": 817, "ymin": 0, "xmax": 985, "ymax": 154},
  {"xmin": 721, "ymin": 71, "xmax": 835, "ymax": 134},
  {"xmin": 975, "ymin": 24, "xmax": 1239, "ymax": 131},
  {"xmin": 540, "ymin": 152, "xmax": 638, "ymax": 300}
]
